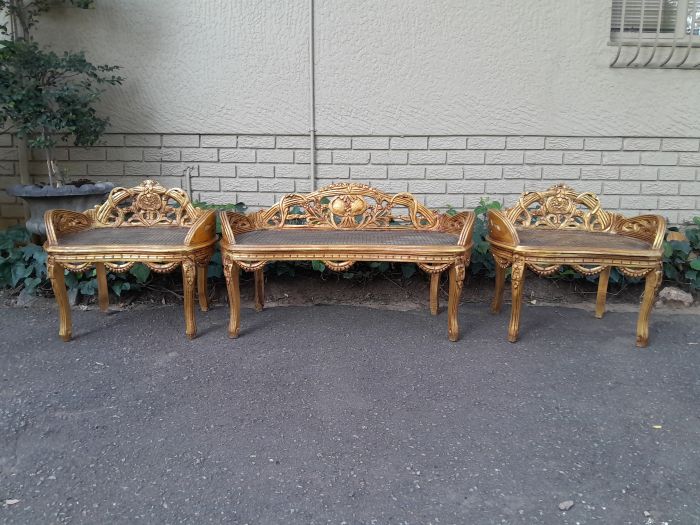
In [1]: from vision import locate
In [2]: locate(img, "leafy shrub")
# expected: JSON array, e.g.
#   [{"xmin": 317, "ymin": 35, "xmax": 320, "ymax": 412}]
[
  {"xmin": 2, "ymin": 205, "xmax": 699, "ymax": 301},
  {"xmin": 0, "ymin": 226, "xmax": 147, "ymax": 298},
  {"xmin": 664, "ymin": 218, "xmax": 700, "ymax": 290}
]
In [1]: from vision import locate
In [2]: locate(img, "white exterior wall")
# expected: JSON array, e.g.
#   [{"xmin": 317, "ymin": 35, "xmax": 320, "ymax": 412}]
[{"xmin": 2, "ymin": 0, "xmax": 699, "ymax": 225}]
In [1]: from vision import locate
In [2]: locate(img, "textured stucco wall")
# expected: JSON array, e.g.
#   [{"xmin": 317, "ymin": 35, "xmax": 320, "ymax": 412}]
[{"xmin": 36, "ymin": 0, "xmax": 700, "ymax": 137}]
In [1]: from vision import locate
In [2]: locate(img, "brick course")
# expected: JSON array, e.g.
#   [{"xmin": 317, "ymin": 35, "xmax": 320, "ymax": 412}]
[{"xmin": 1, "ymin": 133, "xmax": 700, "ymax": 228}]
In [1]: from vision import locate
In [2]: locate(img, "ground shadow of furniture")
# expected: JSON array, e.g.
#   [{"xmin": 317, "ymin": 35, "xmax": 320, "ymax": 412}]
[
  {"xmin": 487, "ymin": 184, "xmax": 665, "ymax": 347},
  {"xmin": 44, "ymin": 180, "xmax": 217, "ymax": 341},
  {"xmin": 219, "ymin": 183, "xmax": 475, "ymax": 341}
]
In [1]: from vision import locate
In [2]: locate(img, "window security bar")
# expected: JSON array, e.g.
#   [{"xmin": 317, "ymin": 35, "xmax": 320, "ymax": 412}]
[{"xmin": 610, "ymin": 0, "xmax": 700, "ymax": 68}]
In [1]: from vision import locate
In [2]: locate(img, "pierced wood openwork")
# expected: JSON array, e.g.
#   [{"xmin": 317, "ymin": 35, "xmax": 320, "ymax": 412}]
[
  {"xmin": 487, "ymin": 184, "xmax": 666, "ymax": 347},
  {"xmin": 44, "ymin": 180, "xmax": 217, "ymax": 342},
  {"xmin": 220, "ymin": 183, "xmax": 475, "ymax": 342}
]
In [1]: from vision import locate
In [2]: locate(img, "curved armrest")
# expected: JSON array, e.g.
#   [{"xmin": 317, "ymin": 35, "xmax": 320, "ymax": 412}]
[
  {"xmin": 448, "ymin": 211, "xmax": 476, "ymax": 247},
  {"xmin": 487, "ymin": 209, "xmax": 520, "ymax": 246},
  {"xmin": 184, "ymin": 210, "xmax": 216, "ymax": 245},
  {"xmin": 219, "ymin": 211, "xmax": 257, "ymax": 245},
  {"xmin": 613, "ymin": 214, "xmax": 666, "ymax": 250},
  {"xmin": 44, "ymin": 209, "xmax": 93, "ymax": 246}
]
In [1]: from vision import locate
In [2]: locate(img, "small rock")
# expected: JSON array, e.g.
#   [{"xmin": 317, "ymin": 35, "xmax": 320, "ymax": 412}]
[
  {"xmin": 558, "ymin": 500, "xmax": 574, "ymax": 511},
  {"xmin": 644, "ymin": 511, "xmax": 651, "ymax": 517},
  {"xmin": 656, "ymin": 286, "xmax": 694, "ymax": 308}
]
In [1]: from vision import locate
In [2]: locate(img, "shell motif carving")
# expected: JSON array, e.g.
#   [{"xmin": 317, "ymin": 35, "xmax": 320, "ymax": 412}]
[{"xmin": 94, "ymin": 180, "xmax": 201, "ymax": 227}]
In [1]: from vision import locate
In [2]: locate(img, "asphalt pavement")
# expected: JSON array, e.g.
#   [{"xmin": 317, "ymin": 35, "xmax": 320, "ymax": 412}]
[{"xmin": 0, "ymin": 301, "xmax": 698, "ymax": 524}]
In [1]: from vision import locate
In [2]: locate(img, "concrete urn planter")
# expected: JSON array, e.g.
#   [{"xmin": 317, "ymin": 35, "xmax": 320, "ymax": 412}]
[{"xmin": 6, "ymin": 182, "xmax": 115, "ymax": 236}]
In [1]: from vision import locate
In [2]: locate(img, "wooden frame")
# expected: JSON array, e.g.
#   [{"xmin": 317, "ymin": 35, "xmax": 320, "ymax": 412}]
[
  {"xmin": 43, "ymin": 180, "xmax": 217, "ymax": 341},
  {"xmin": 219, "ymin": 183, "xmax": 475, "ymax": 341},
  {"xmin": 487, "ymin": 184, "xmax": 666, "ymax": 347}
]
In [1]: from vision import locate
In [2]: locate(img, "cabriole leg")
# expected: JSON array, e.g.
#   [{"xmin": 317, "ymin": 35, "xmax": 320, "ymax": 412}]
[
  {"xmin": 49, "ymin": 258, "xmax": 72, "ymax": 342},
  {"xmin": 95, "ymin": 262, "xmax": 109, "ymax": 312},
  {"xmin": 636, "ymin": 264, "xmax": 661, "ymax": 348},
  {"xmin": 224, "ymin": 260, "xmax": 241, "ymax": 338},
  {"xmin": 595, "ymin": 266, "xmax": 611, "ymax": 319},
  {"xmin": 491, "ymin": 262, "xmax": 506, "ymax": 314},
  {"xmin": 447, "ymin": 261, "xmax": 465, "ymax": 342},
  {"xmin": 182, "ymin": 259, "xmax": 197, "ymax": 339},
  {"xmin": 430, "ymin": 272, "xmax": 440, "ymax": 315},
  {"xmin": 254, "ymin": 268, "xmax": 265, "ymax": 312},
  {"xmin": 197, "ymin": 261, "xmax": 210, "ymax": 312},
  {"xmin": 507, "ymin": 257, "xmax": 526, "ymax": 343}
]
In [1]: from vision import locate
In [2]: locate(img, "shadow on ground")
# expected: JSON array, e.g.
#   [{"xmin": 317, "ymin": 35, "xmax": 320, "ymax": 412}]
[{"xmin": 0, "ymin": 302, "xmax": 698, "ymax": 524}]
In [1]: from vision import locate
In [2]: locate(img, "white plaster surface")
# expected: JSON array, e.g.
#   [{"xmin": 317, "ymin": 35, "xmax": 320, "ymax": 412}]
[{"xmin": 36, "ymin": 0, "xmax": 700, "ymax": 136}]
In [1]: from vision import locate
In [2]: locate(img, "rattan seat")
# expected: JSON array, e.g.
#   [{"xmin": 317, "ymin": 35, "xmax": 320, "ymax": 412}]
[
  {"xmin": 487, "ymin": 184, "xmax": 665, "ymax": 347},
  {"xmin": 58, "ymin": 226, "xmax": 190, "ymax": 246},
  {"xmin": 516, "ymin": 229, "xmax": 651, "ymax": 251},
  {"xmin": 220, "ymin": 183, "xmax": 475, "ymax": 342},
  {"xmin": 235, "ymin": 229, "xmax": 459, "ymax": 246},
  {"xmin": 44, "ymin": 180, "xmax": 217, "ymax": 341}
]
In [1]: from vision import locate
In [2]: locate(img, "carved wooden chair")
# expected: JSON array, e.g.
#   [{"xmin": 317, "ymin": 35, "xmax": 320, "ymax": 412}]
[
  {"xmin": 44, "ymin": 180, "xmax": 217, "ymax": 341},
  {"xmin": 219, "ymin": 183, "xmax": 475, "ymax": 341},
  {"xmin": 487, "ymin": 184, "xmax": 665, "ymax": 347}
]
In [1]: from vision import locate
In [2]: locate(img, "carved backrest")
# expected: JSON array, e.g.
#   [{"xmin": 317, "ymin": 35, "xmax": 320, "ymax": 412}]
[
  {"xmin": 89, "ymin": 180, "xmax": 201, "ymax": 227},
  {"xmin": 244, "ymin": 183, "xmax": 447, "ymax": 231},
  {"xmin": 505, "ymin": 184, "xmax": 614, "ymax": 232}
]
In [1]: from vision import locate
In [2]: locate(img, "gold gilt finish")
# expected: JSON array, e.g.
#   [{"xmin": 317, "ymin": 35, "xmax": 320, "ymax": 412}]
[
  {"xmin": 220, "ymin": 183, "xmax": 475, "ymax": 341},
  {"xmin": 44, "ymin": 180, "xmax": 217, "ymax": 341},
  {"xmin": 487, "ymin": 184, "xmax": 665, "ymax": 347}
]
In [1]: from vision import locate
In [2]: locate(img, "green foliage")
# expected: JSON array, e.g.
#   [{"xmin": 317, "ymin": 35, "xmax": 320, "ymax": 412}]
[
  {"xmin": 0, "ymin": 0, "xmax": 123, "ymax": 185},
  {"xmin": 663, "ymin": 218, "xmax": 700, "ymax": 290},
  {"xmin": 0, "ymin": 226, "xmax": 146, "ymax": 298},
  {"xmin": 0, "ymin": 226, "xmax": 46, "ymax": 295},
  {"xmin": 470, "ymin": 198, "xmax": 502, "ymax": 277}
]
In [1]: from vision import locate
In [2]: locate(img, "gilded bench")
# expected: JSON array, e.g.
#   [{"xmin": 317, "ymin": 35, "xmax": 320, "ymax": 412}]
[
  {"xmin": 487, "ymin": 184, "xmax": 665, "ymax": 347},
  {"xmin": 44, "ymin": 180, "xmax": 217, "ymax": 341},
  {"xmin": 220, "ymin": 183, "xmax": 475, "ymax": 341}
]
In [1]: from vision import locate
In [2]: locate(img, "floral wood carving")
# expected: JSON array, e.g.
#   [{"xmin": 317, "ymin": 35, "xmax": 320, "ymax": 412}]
[
  {"xmin": 243, "ymin": 183, "xmax": 445, "ymax": 231},
  {"xmin": 94, "ymin": 180, "xmax": 201, "ymax": 227},
  {"xmin": 506, "ymin": 184, "xmax": 614, "ymax": 232}
]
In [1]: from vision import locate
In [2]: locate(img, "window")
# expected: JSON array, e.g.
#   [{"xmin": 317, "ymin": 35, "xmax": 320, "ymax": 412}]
[
  {"xmin": 611, "ymin": 0, "xmax": 700, "ymax": 41},
  {"xmin": 610, "ymin": 0, "xmax": 700, "ymax": 67}
]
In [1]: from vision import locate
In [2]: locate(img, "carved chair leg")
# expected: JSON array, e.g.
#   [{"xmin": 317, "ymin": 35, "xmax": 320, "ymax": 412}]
[
  {"xmin": 254, "ymin": 268, "xmax": 265, "ymax": 312},
  {"xmin": 430, "ymin": 272, "xmax": 440, "ymax": 315},
  {"xmin": 224, "ymin": 260, "xmax": 241, "ymax": 338},
  {"xmin": 595, "ymin": 266, "xmax": 611, "ymax": 319},
  {"xmin": 49, "ymin": 258, "xmax": 72, "ymax": 342},
  {"xmin": 491, "ymin": 263, "xmax": 506, "ymax": 314},
  {"xmin": 95, "ymin": 262, "xmax": 109, "ymax": 312},
  {"xmin": 182, "ymin": 259, "xmax": 197, "ymax": 340},
  {"xmin": 197, "ymin": 262, "xmax": 209, "ymax": 312},
  {"xmin": 636, "ymin": 264, "xmax": 662, "ymax": 348},
  {"xmin": 508, "ymin": 257, "xmax": 526, "ymax": 343},
  {"xmin": 447, "ymin": 261, "xmax": 465, "ymax": 342}
]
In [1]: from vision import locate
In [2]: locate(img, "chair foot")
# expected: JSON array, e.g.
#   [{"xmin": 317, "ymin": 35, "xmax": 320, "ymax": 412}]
[
  {"xmin": 186, "ymin": 332, "xmax": 196, "ymax": 340},
  {"xmin": 636, "ymin": 336, "xmax": 648, "ymax": 348},
  {"xmin": 60, "ymin": 332, "xmax": 72, "ymax": 343},
  {"xmin": 228, "ymin": 330, "xmax": 239, "ymax": 339}
]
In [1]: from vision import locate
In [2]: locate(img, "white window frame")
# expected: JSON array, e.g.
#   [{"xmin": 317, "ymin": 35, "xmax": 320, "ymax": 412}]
[{"xmin": 610, "ymin": 0, "xmax": 700, "ymax": 46}]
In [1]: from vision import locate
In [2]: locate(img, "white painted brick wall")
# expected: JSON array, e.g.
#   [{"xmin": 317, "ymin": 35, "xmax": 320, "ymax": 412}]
[{"xmin": 2, "ymin": 133, "xmax": 700, "ymax": 227}]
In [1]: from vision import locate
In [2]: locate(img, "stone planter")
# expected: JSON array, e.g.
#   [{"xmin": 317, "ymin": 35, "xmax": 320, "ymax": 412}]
[{"xmin": 6, "ymin": 183, "xmax": 115, "ymax": 236}]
